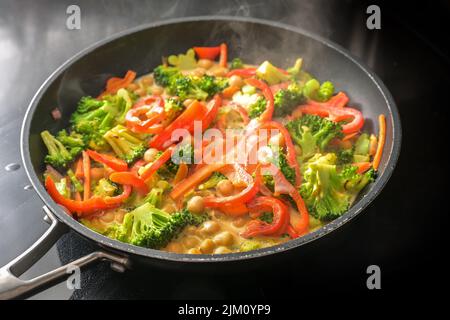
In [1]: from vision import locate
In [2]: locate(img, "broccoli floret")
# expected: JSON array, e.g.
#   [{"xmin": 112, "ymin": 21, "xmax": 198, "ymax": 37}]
[
  {"xmin": 170, "ymin": 76, "xmax": 209, "ymax": 101},
  {"xmin": 164, "ymin": 97, "xmax": 184, "ymax": 113},
  {"xmin": 248, "ymin": 97, "xmax": 267, "ymax": 119},
  {"xmin": 67, "ymin": 169, "xmax": 83, "ymax": 192},
  {"xmin": 103, "ymin": 125, "xmax": 146, "ymax": 164},
  {"xmin": 337, "ymin": 147, "xmax": 354, "ymax": 165},
  {"xmin": 94, "ymin": 178, "xmax": 118, "ymax": 197},
  {"xmin": 303, "ymin": 79, "xmax": 335, "ymax": 102},
  {"xmin": 56, "ymin": 129, "xmax": 86, "ymax": 159},
  {"xmin": 256, "ymin": 61, "xmax": 290, "ymax": 85},
  {"xmin": 158, "ymin": 143, "xmax": 193, "ymax": 178},
  {"xmin": 40, "ymin": 130, "xmax": 75, "ymax": 168},
  {"xmin": 167, "ymin": 48, "xmax": 197, "ymax": 70},
  {"xmin": 273, "ymin": 82, "xmax": 304, "ymax": 117},
  {"xmin": 300, "ymin": 154, "xmax": 376, "ymax": 221},
  {"xmin": 286, "ymin": 114, "xmax": 343, "ymax": 160},
  {"xmin": 268, "ymin": 146, "xmax": 296, "ymax": 185},
  {"xmin": 287, "ymin": 58, "xmax": 303, "ymax": 78},
  {"xmin": 55, "ymin": 177, "xmax": 70, "ymax": 197},
  {"xmin": 198, "ymin": 172, "xmax": 226, "ymax": 190},
  {"xmin": 195, "ymin": 75, "xmax": 228, "ymax": 98},
  {"xmin": 230, "ymin": 58, "xmax": 244, "ymax": 70},
  {"xmin": 259, "ymin": 212, "xmax": 274, "ymax": 224},
  {"xmin": 153, "ymin": 65, "xmax": 180, "ymax": 87},
  {"xmin": 143, "ymin": 187, "xmax": 164, "ymax": 208},
  {"xmin": 108, "ymin": 203, "xmax": 207, "ymax": 249}
]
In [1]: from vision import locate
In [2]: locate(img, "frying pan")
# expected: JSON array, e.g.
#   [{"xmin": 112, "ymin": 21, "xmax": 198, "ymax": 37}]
[{"xmin": 0, "ymin": 16, "xmax": 401, "ymax": 299}]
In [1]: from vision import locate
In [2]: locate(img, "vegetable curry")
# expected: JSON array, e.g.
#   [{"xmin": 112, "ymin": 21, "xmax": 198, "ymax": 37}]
[{"xmin": 41, "ymin": 44, "xmax": 386, "ymax": 254}]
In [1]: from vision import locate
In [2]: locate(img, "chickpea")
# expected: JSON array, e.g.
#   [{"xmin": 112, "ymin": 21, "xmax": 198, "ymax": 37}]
[
  {"xmin": 187, "ymin": 196, "xmax": 205, "ymax": 214},
  {"xmin": 212, "ymin": 67, "xmax": 227, "ymax": 77},
  {"xmin": 201, "ymin": 220, "xmax": 221, "ymax": 235},
  {"xmin": 162, "ymin": 203, "xmax": 176, "ymax": 214},
  {"xmin": 151, "ymin": 85, "xmax": 164, "ymax": 95},
  {"xmin": 141, "ymin": 76, "xmax": 153, "ymax": 86},
  {"xmin": 216, "ymin": 179, "xmax": 234, "ymax": 196},
  {"xmin": 184, "ymin": 225, "xmax": 198, "ymax": 235},
  {"xmin": 165, "ymin": 242, "xmax": 183, "ymax": 253},
  {"xmin": 183, "ymin": 236, "xmax": 200, "ymax": 248},
  {"xmin": 197, "ymin": 59, "xmax": 214, "ymax": 69},
  {"xmin": 214, "ymin": 246, "xmax": 232, "ymax": 254},
  {"xmin": 232, "ymin": 217, "xmax": 247, "ymax": 228},
  {"xmin": 228, "ymin": 75, "xmax": 244, "ymax": 88},
  {"xmin": 199, "ymin": 239, "xmax": 215, "ymax": 254},
  {"xmin": 188, "ymin": 248, "xmax": 202, "ymax": 254},
  {"xmin": 213, "ymin": 231, "xmax": 234, "ymax": 247},
  {"xmin": 127, "ymin": 83, "xmax": 139, "ymax": 91},
  {"xmin": 183, "ymin": 99, "xmax": 194, "ymax": 107},
  {"xmin": 144, "ymin": 148, "xmax": 159, "ymax": 163}
]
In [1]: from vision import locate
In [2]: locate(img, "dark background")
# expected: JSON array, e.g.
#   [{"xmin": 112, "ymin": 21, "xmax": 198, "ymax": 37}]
[{"xmin": 0, "ymin": 0, "xmax": 448, "ymax": 300}]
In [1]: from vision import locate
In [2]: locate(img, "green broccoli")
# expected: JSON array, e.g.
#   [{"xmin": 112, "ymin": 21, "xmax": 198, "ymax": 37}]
[
  {"xmin": 300, "ymin": 153, "xmax": 375, "ymax": 221},
  {"xmin": 259, "ymin": 212, "xmax": 274, "ymax": 224},
  {"xmin": 286, "ymin": 114, "xmax": 343, "ymax": 160},
  {"xmin": 143, "ymin": 187, "xmax": 164, "ymax": 208},
  {"xmin": 40, "ymin": 130, "xmax": 75, "ymax": 168},
  {"xmin": 303, "ymin": 79, "xmax": 335, "ymax": 102},
  {"xmin": 55, "ymin": 177, "xmax": 70, "ymax": 197},
  {"xmin": 336, "ymin": 147, "xmax": 354, "ymax": 165},
  {"xmin": 230, "ymin": 58, "xmax": 244, "ymax": 70},
  {"xmin": 273, "ymin": 82, "xmax": 304, "ymax": 117},
  {"xmin": 248, "ymin": 97, "xmax": 267, "ymax": 119},
  {"xmin": 164, "ymin": 97, "xmax": 184, "ymax": 113},
  {"xmin": 195, "ymin": 75, "xmax": 228, "ymax": 98},
  {"xmin": 256, "ymin": 61, "xmax": 290, "ymax": 85},
  {"xmin": 67, "ymin": 169, "xmax": 83, "ymax": 193},
  {"xmin": 169, "ymin": 76, "xmax": 209, "ymax": 101},
  {"xmin": 198, "ymin": 172, "xmax": 226, "ymax": 190},
  {"xmin": 93, "ymin": 178, "xmax": 118, "ymax": 197},
  {"xmin": 108, "ymin": 203, "xmax": 207, "ymax": 249},
  {"xmin": 103, "ymin": 125, "xmax": 146, "ymax": 164},
  {"xmin": 287, "ymin": 58, "xmax": 303, "ymax": 78},
  {"xmin": 56, "ymin": 130, "xmax": 86, "ymax": 157},
  {"xmin": 353, "ymin": 133, "xmax": 371, "ymax": 162},
  {"xmin": 268, "ymin": 146, "xmax": 296, "ymax": 185},
  {"xmin": 158, "ymin": 143, "xmax": 193, "ymax": 178},
  {"xmin": 153, "ymin": 65, "xmax": 180, "ymax": 87}
]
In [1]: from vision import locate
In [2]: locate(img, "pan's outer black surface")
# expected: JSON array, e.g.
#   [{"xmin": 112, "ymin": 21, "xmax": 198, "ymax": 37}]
[{"xmin": 21, "ymin": 16, "xmax": 401, "ymax": 270}]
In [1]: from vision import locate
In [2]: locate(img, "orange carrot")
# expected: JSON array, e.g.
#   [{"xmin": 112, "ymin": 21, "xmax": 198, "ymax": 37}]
[
  {"xmin": 342, "ymin": 132, "xmax": 359, "ymax": 141},
  {"xmin": 173, "ymin": 162, "xmax": 189, "ymax": 184},
  {"xmin": 75, "ymin": 158, "xmax": 83, "ymax": 179},
  {"xmin": 219, "ymin": 43, "xmax": 228, "ymax": 68},
  {"xmin": 82, "ymin": 151, "xmax": 91, "ymax": 201},
  {"xmin": 98, "ymin": 70, "xmax": 136, "ymax": 98},
  {"xmin": 372, "ymin": 114, "xmax": 386, "ymax": 170},
  {"xmin": 90, "ymin": 167, "xmax": 106, "ymax": 180},
  {"xmin": 369, "ymin": 134, "xmax": 378, "ymax": 156},
  {"xmin": 222, "ymin": 85, "xmax": 240, "ymax": 98},
  {"xmin": 353, "ymin": 162, "xmax": 372, "ymax": 174}
]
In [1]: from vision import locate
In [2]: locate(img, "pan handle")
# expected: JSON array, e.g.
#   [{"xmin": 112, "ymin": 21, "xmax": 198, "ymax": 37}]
[{"xmin": 0, "ymin": 206, "xmax": 131, "ymax": 300}]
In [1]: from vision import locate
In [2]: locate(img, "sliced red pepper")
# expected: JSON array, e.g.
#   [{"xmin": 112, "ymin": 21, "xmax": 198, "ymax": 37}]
[
  {"xmin": 307, "ymin": 91, "xmax": 349, "ymax": 108},
  {"xmin": 245, "ymin": 78, "xmax": 274, "ymax": 122},
  {"xmin": 203, "ymin": 164, "xmax": 260, "ymax": 207},
  {"xmin": 170, "ymin": 162, "xmax": 226, "ymax": 200},
  {"xmin": 219, "ymin": 43, "xmax": 228, "ymax": 68},
  {"xmin": 262, "ymin": 163, "xmax": 309, "ymax": 235},
  {"xmin": 130, "ymin": 159, "xmax": 146, "ymax": 174},
  {"xmin": 149, "ymin": 100, "xmax": 207, "ymax": 150},
  {"xmin": 353, "ymin": 162, "xmax": 372, "ymax": 174},
  {"xmin": 193, "ymin": 46, "xmax": 221, "ymax": 60},
  {"xmin": 201, "ymin": 94, "xmax": 222, "ymax": 131},
  {"xmin": 109, "ymin": 171, "xmax": 149, "ymax": 195},
  {"xmin": 226, "ymin": 68, "xmax": 256, "ymax": 78},
  {"xmin": 86, "ymin": 150, "xmax": 128, "ymax": 172},
  {"xmin": 140, "ymin": 146, "xmax": 174, "ymax": 181},
  {"xmin": 126, "ymin": 96, "xmax": 166, "ymax": 133},
  {"xmin": 45, "ymin": 176, "xmax": 131, "ymax": 217},
  {"xmin": 293, "ymin": 103, "xmax": 364, "ymax": 134},
  {"xmin": 220, "ymin": 203, "xmax": 249, "ymax": 216},
  {"xmin": 98, "ymin": 70, "xmax": 136, "ymax": 98},
  {"xmin": 260, "ymin": 120, "xmax": 301, "ymax": 187},
  {"xmin": 241, "ymin": 196, "xmax": 290, "ymax": 238}
]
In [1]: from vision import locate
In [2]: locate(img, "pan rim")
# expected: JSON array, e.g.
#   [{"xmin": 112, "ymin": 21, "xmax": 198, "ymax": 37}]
[{"xmin": 20, "ymin": 16, "xmax": 401, "ymax": 263}]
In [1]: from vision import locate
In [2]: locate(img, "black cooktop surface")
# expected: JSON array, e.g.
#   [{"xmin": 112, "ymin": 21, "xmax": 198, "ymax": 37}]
[{"xmin": 0, "ymin": 0, "xmax": 447, "ymax": 299}]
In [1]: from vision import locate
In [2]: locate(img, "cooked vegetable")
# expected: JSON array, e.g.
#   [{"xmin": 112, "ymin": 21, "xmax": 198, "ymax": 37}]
[
  {"xmin": 93, "ymin": 178, "xmax": 117, "ymax": 197},
  {"xmin": 230, "ymin": 58, "xmax": 244, "ymax": 70},
  {"xmin": 303, "ymin": 79, "xmax": 335, "ymax": 102},
  {"xmin": 198, "ymin": 172, "xmax": 226, "ymax": 190},
  {"xmin": 41, "ymin": 130, "xmax": 77, "ymax": 168},
  {"xmin": 168, "ymin": 48, "xmax": 197, "ymax": 70},
  {"xmin": 373, "ymin": 114, "xmax": 386, "ymax": 170},
  {"xmin": 273, "ymin": 82, "xmax": 304, "ymax": 117},
  {"xmin": 248, "ymin": 97, "xmax": 267, "ymax": 119},
  {"xmin": 103, "ymin": 125, "xmax": 146, "ymax": 164},
  {"xmin": 256, "ymin": 61, "xmax": 289, "ymax": 85}
]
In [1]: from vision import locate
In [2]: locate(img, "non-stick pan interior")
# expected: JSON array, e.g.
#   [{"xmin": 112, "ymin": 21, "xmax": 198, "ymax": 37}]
[{"xmin": 23, "ymin": 17, "xmax": 399, "ymax": 262}]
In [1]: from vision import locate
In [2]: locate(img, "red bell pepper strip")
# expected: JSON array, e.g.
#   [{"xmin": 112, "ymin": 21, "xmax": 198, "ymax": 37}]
[
  {"xmin": 193, "ymin": 46, "xmax": 221, "ymax": 60},
  {"xmin": 245, "ymin": 78, "xmax": 274, "ymax": 122},
  {"xmin": 293, "ymin": 103, "xmax": 364, "ymax": 134},
  {"xmin": 353, "ymin": 162, "xmax": 372, "ymax": 174},
  {"xmin": 82, "ymin": 151, "xmax": 91, "ymax": 201},
  {"xmin": 260, "ymin": 120, "xmax": 301, "ymax": 187},
  {"xmin": 201, "ymin": 94, "xmax": 222, "ymax": 131},
  {"xmin": 45, "ymin": 176, "xmax": 131, "ymax": 217},
  {"xmin": 86, "ymin": 150, "xmax": 128, "ymax": 172},
  {"xmin": 241, "ymin": 196, "xmax": 290, "ymax": 238},
  {"xmin": 149, "ymin": 100, "xmax": 207, "ymax": 150},
  {"xmin": 219, "ymin": 43, "xmax": 228, "ymax": 68},
  {"xmin": 75, "ymin": 158, "xmax": 83, "ymax": 179},
  {"xmin": 131, "ymin": 159, "xmax": 146, "ymax": 174},
  {"xmin": 126, "ymin": 96, "xmax": 166, "ymax": 133},
  {"xmin": 170, "ymin": 162, "xmax": 227, "ymax": 200},
  {"xmin": 98, "ymin": 70, "xmax": 136, "ymax": 98},
  {"xmin": 226, "ymin": 68, "xmax": 256, "ymax": 78},
  {"xmin": 307, "ymin": 91, "xmax": 349, "ymax": 108},
  {"xmin": 109, "ymin": 172, "xmax": 149, "ymax": 195},
  {"xmin": 220, "ymin": 203, "xmax": 249, "ymax": 216},
  {"xmin": 262, "ymin": 163, "xmax": 309, "ymax": 235},
  {"xmin": 140, "ymin": 146, "xmax": 174, "ymax": 181},
  {"xmin": 222, "ymin": 85, "xmax": 240, "ymax": 99},
  {"xmin": 203, "ymin": 164, "xmax": 260, "ymax": 208}
]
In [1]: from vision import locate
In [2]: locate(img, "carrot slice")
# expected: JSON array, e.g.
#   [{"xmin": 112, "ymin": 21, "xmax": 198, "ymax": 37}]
[
  {"xmin": 372, "ymin": 114, "xmax": 386, "ymax": 170},
  {"xmin": 75, "ymin": 158, "xmax": 83, "ymax": 179},
  {"xmin": 219, "ymin": 43, "xmax": 228, "ymax": 68},
  {"xmin": 82, "ymin": 151, "xmax": 91, "ymax": 201},
  {"xmin": 222, "ymin": 85, "xmax": 240, "ymax": 99},
  {"xmin": 353, "ymin": 162, "xmax": 372, "ymax": 174},
  {"xmin": 369, "ymin": 134, "xmax": 378, "ymax": 156},
  {"xmin": 173, "ymin": 162, "xmax": 189, "ymax": 184}
]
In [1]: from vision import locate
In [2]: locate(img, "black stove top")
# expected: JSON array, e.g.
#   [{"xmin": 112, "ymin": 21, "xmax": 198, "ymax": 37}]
[{"xmin": 0, "ymin": 0, "xmax": 448, "ymax": 300}]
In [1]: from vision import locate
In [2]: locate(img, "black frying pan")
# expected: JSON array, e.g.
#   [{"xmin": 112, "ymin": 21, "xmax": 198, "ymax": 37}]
[{"xmin": 0, "ymin": 16, "xmax": 401, "ymax": 299}]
